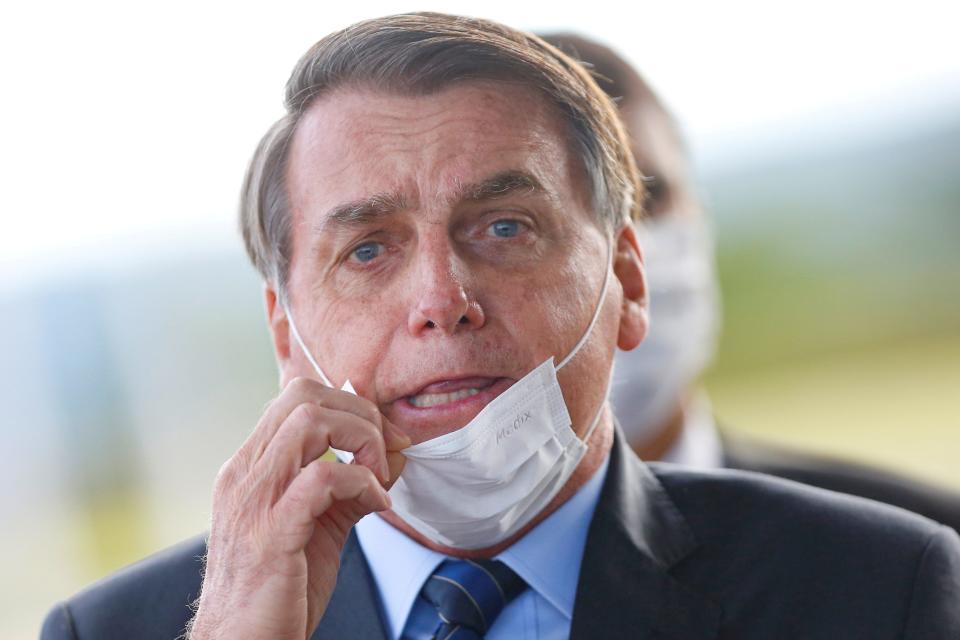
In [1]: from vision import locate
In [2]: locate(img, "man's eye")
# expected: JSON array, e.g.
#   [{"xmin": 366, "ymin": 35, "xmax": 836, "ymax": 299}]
[
  {"xmin": 489, "ymin": 220, "xmax": 520, "ymax": 238},
  {"xmin": 351, "ymin": 242, "xmax": 383, "ymax": 263}
]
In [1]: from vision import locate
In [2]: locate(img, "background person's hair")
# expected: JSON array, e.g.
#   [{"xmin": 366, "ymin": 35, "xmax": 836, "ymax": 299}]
[
  {"xmin": 538, "ymin": 32, "xmax": 681, "ymax": 140},
  {"xmin": 239, "ymin": 12, "xmax": 643, "ymax": 299},
  {"xmin": 539, "ymin": 32, "xmax": 695, "ymax": 214}
]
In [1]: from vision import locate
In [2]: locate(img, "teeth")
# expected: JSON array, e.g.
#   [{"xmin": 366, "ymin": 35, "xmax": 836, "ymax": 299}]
[{"xmin": 409, "ymin": 387, "xmax": 481, "ymax": 408}]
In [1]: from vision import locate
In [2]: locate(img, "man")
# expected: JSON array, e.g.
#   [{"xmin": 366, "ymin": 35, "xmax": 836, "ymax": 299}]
[
  {"xmin": 43, "ymin": 13, "xmax": 960, "ymax": 640},
  {"xmin": 542, "ymin": 33, "xmax": 960, "ymax": 531}
]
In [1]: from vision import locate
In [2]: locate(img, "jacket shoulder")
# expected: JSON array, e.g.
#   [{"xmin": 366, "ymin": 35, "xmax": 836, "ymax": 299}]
[
  {"xmin": 722, "ymin": 432, "xmax": 960, "ymax": 531},
  {"xmin": 41, "ymin": 534, "xmax": 207, "ymax": 640},
  {"xmin": 648, "ymin": 463, "xmax": 960, "ymax": 636},
  {"xmin": 650, "ymin": 462, "xmax": 944, "ymax": 545}
]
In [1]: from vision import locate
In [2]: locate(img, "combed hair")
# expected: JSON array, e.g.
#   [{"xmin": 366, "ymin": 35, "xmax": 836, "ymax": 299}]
[{"xmin": 239, "ymin": 12, "xmax": 642, "ymax": 296}]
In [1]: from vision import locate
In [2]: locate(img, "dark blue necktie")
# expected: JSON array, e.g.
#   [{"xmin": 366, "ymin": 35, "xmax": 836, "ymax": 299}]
[{"xmin": 420, "ymin": 559, "xmax": 527, "ymax": 639}]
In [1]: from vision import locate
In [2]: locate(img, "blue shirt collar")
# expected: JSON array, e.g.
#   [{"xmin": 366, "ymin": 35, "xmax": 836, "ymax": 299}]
[
  {"xmin": 355, "ymin": 454, "xmax": 610, "ymax": 637},
  {"xmin": 354, "ymin": 507, "xmax": 446, "ymax": 638},
  {"xmin": 495, "ymin": 454, "xmax": 609, "ymax": 619}
]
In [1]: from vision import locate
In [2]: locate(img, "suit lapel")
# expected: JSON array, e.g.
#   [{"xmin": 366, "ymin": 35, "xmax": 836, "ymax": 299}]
[
  {"xmin": 571, "ymin": 429, "xmax": 722, "ymax": 639},
  {"xmin": 310, "ymin": 529, "xmax": 388, "ymax": 640}
]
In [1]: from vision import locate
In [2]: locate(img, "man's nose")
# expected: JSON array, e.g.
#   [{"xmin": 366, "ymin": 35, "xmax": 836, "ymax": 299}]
[{"xmin": 407, "ymin": 241, "xmax": 485, "ymax": 336}]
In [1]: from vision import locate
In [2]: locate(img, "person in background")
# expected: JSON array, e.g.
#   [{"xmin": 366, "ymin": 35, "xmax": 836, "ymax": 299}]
[{"xmin": 543, "ymin": 32, "xmax": 960, "ymax": 531}]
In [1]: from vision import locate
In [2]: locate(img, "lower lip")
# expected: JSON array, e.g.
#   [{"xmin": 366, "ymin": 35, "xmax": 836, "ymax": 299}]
[{"xmin": 395, "ymin": 377, "xmax": 514, "ymax": 421}]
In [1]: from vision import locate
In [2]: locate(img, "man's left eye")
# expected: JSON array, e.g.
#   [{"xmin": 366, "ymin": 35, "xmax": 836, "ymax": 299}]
[
  {"xmin": 489, "ymin": 220, "xmax": 521, "ymax": 238},
  {"xmin": 351, "ymin": 241, "xmax": 383, "ymax": 263}
]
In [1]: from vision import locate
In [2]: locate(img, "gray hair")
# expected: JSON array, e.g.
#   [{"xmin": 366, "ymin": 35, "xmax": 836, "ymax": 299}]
[{"xmin": 240, "ymin": 12, "xmax": 642, "ymax": 297}]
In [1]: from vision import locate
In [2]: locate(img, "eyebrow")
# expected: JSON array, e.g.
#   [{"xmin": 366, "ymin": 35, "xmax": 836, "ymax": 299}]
[
  {"xmin": 320, "ymin": 192, "xmax": 409, "ymax": 229},
  {"xmin": 318, "ymin": 170, "xmax": 547, "ymax": 231},
  {"xmin": 459, "ymin": 170, "xmax": 545, "ymax": 203}
]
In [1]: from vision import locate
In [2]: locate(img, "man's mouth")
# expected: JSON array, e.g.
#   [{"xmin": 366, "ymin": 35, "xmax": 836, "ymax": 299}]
[
  {"xmin": 408, "ymin": 387, "xmax": 482, "ymax": 408},
  {"xmin": 401, "ymin": 376, "xmax": 507, "ymax": 411},
  {"xmin": 390, "ymin": 375, "xmax": 515, "ymax": 442}
]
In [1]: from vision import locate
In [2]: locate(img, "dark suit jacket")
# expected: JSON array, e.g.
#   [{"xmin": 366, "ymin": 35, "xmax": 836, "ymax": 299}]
[
  {"xmin": 43, "ymin": 432, "xmax": 960, "ymax": 639},
  {"xmin": 722, "ymin": 430, "xmax": 960, "ymax": 532}
]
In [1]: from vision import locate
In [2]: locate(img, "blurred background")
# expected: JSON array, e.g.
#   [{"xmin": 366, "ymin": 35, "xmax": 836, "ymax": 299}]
[{"xmin": 2, "ymin": 1, "xmax": 958, "ymax": 637}]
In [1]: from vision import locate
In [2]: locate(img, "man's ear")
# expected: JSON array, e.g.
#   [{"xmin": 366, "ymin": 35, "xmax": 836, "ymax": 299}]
[
  {"xmin": 614, "ymin": 222, "xmax": 648, "ymax": 351},
  {"xmin": 264, "ymin": 285, "xmax": 294, "ymax": 385}
]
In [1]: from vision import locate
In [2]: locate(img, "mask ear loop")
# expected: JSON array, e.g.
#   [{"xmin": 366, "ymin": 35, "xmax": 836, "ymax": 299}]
[
  {"xmin": 284, "ymin": 305, "xmax": 357, "ymax": 463},
  {"xmin": 554, "ymin": 237, "xmax": 615, "ymax": 446},
  {"xmin": 581, "ymin": 360, "xmax": 614, "ymax": 445},
  {"xmin": 556, "ymin": 237, "xmax": 614, "ymax": 371},
  {"xmin": 283, "ymin": 304, "xmax": 334, "ymax": 388}
]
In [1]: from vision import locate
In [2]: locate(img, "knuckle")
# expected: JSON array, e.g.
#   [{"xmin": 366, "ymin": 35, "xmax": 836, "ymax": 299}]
[
  {"xmin": 213, "ymin": 456, "xmax": 242, "ymax": 497},
  {"xmin": 354, "ymin": 422, "xmax": 383, "ymax": 451},
  {"xmin": 290, "ymin": 401, "xmax": 322, "ymax": 427},
  {"xmin": 287, "ymin": 376, "xmax": 320, "ymax": 397},
  {"xmin": 355, "ymin": 463, "xmax": 377, "ymax": 484},
  {"xmin": 363, "ymin": 465, "xmax": 381, "ymax": 487},
  {"xmin": 310, "ymin": 460, "xmax": 334, "ymax": 486},
  {"xmin": 278, "ymin": 484, "xmax": 303, "ymax": 511}
]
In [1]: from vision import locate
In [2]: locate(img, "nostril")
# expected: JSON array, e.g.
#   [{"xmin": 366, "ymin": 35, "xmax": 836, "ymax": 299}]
[
  {"xmin": 425, "ymin": 320, "xmax": 436, "ymax": 329},
  {"xmin": 458, "ymin": 316, "xmax": 469, "ymax": 325}
]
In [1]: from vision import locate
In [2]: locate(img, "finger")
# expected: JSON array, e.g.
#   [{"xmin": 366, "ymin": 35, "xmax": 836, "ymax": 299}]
[
  {"xmin": 385, "ymin": 451, "xmax": 406, "ymax": 490},
  {"xmin": 273, "ymin": 460, "xmax": 390, "ymax": 544},
  {"xmin": 241, "ymin": 377, "xmax": 387, "ymax": 464},
  {"xmin": 382, "ymin": 418, "xmax": 411, "ymax": 451},
  {"xmin": 346, "ymin": 449, "xmax": 405, "ymax": 490},
  {"xmin": 258, "ymin": 402, "xmax": 390, "ymax": 484}
]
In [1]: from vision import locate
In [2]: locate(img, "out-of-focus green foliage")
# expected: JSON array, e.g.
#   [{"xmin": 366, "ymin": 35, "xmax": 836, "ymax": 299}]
[{"xmin": 704, "ymin": 117, "xmax": 960, "ymax": 373}]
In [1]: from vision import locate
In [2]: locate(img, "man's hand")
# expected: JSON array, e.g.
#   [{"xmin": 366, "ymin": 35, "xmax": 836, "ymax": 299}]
[{"xmin": 188, "ymin": 377, "xmax": 408, "ymax": 640}]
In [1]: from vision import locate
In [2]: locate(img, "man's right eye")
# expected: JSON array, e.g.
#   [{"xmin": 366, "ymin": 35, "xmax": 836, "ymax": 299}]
[{"xmin": 351, "ymin": 242, "xmax": 383, "ymax": 263}]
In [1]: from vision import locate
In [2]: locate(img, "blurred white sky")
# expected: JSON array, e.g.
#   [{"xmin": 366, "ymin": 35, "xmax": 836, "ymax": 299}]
[{"xmin": 2, "ymin": 0, "xmax": 958, "ymax": 289}]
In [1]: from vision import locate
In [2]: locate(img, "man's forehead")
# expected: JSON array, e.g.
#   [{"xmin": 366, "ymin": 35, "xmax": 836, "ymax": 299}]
[
  {"xmin": 285, "ymin": 82, "xmax": 585, "ymax": 219},
  {"xmin": 294, "ymin": 84, "xmax": 564, "ymax": 161},
  {"xmin": 301, "ymin": 80, "xmax": 555, "ymax": 127}
]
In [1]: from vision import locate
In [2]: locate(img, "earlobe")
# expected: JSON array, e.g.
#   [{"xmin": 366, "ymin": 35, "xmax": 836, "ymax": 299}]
[{"xmin": 613, "ymin": 223, "xmax": 648, "ymax": 351}]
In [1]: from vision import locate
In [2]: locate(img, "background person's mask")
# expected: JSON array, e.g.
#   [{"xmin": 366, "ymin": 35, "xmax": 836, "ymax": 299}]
[
  {"xmin": 284, "ymin": 242, "xmax": 613, "ymax": 549},
  {"xmin": 610, "ymin": 216, "xmax": 720, "ymax": 448}
]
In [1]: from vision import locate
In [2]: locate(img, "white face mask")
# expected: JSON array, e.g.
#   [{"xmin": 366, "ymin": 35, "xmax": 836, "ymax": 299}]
[
  {"xmin": 610, "ymin": 216, "xmax": 720, "ymax": 447},
  {"xmin": 284, "ymin": 243, "xmax": 613, "ymax": 549}
]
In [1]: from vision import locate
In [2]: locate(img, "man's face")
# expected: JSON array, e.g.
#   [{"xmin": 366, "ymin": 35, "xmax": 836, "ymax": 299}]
[{"xmin": 269, "ymin": 82, "xmax": 645, "ymax": 444}]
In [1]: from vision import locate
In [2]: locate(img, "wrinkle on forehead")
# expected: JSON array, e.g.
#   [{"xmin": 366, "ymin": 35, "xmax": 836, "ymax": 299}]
[{"xmin": 286, "ymin": 82, "xmax": 596, "ymax": 241}]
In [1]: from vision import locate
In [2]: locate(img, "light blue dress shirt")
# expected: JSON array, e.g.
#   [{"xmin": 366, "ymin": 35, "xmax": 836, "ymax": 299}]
[{"xmin": 354, "ymin": 455, "xmax": 610, "ymax": 639}]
